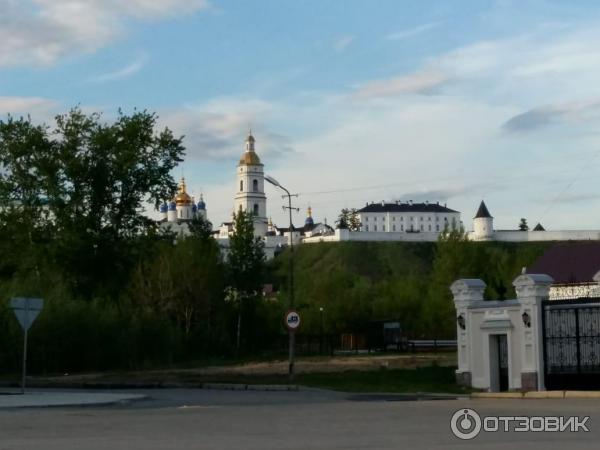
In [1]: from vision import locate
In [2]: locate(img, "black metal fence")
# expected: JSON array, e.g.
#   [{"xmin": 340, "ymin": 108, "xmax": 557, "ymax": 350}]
[{"xmin": 543, "ymin": 297, "xmax": 600, "ymax": 390}]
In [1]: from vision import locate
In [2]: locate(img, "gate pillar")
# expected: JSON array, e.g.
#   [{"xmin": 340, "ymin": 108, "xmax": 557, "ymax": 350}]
[
  {"xmin": 451, "ymin": 279, "xmax": 486, "ymax": 387},
  {"xmin": 513, "ymin": 273, "xmax": 553, "ymax": 391}
]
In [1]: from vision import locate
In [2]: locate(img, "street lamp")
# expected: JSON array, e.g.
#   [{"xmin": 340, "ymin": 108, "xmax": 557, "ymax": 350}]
[{"xmin": 265, "ymin": 175, "xmax": 299, "ymax": 380}]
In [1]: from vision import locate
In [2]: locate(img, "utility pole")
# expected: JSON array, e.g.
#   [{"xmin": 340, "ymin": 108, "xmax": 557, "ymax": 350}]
[{"xmin": 264, "ymin": 176, "xmax": 299, "ymax": 381}]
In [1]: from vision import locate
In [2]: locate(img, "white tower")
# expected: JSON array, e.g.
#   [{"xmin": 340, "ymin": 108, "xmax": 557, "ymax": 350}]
[
  {"xmin": 473, "ymin": 200, "xmax": 494, "ymax": 240},
  {"xmin": 234, "ymin": 132, "xmax": 267, "ymax": 236}
]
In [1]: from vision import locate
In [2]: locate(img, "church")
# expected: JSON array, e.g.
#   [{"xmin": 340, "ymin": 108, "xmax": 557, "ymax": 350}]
[{"xmin": 159, "ymin": 131, "xmax": 333, "ymax": 258}]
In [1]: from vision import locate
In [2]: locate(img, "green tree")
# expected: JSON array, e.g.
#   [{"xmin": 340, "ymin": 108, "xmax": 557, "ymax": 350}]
[
  {"xmin": 225, "ymin": 211, "xmax": 266, "ymax": 350},
  {"xmin": 348, "ymin": 208, "xmax": 362, "ymax": 231},
  {"xmin": 188, "ymin": 215, "xmax": 214, "ymax": 242},
  {"xmin": 337, "ymin": 208, "xmax": 361, "ymax": 231},
  {"xmin": 0, "ymin": 108, "xmax": 184, "ymax": 298},
  {"xmin": 129, "ymin": 237, "xmax": 223, "ymax": 337},
  {"xmin": 518, "ymin": 218, "xmax": 529, "ymax": 231},
  {"xmin": 426, "ymin": 227, "xmax": 476, "ymax": 338}
]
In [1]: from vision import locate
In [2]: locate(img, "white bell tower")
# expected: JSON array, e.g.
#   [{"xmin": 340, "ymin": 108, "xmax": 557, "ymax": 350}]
[{"xmin": 233, "ymin": 131, "xmax": 267, "ymax": 236}]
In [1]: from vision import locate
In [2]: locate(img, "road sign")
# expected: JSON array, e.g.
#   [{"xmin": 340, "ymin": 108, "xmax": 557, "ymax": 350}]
[
  {"xmin": 285, "ymin": 309, "xmax": 301, "ymax": 331},
  {"xmin": 10, "ymin": 297, "xmax": 44, "ymax": 394},
  {"xmin": 10, "ymin": 297, "xmax": 44, "ymax": 331}
]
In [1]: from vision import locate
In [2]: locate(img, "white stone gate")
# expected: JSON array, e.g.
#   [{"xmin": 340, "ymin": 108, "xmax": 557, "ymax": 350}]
[{"xmin": 451, "ymin": 274, "xmax": 553, "ymax": 392}]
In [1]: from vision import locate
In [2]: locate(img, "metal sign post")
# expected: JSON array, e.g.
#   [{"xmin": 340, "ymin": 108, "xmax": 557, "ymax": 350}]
[{"xmin": 10, "ymin": 297, "xmax": 44, "ymax": 394}]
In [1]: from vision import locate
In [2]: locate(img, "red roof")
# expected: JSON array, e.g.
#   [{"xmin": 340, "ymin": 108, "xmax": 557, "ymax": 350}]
[{"xmin": 529, "ymin": 242, "xmax": 600, "ymax": 284}]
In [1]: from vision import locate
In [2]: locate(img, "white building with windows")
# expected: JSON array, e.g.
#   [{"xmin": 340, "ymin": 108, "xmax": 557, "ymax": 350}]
[{"xmin": 358, "ymin": 201, "xmax": 461, "ymax": 234}]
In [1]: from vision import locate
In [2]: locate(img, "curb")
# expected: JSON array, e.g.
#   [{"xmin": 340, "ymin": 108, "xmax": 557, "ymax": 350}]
[
  {"xmin": 472, "ymin": 390, "xmax": 600, "ymax": 399},
  {"xmin": 0, "ymin": 392, "xmax": 147, "ymax": 409},
  {"xmin": 203, "ymin": 383, "xmax": 300, "ymax": 391}
]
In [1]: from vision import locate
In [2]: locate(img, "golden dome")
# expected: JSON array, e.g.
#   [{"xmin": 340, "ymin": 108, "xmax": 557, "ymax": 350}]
[
  {"xmin": 174, "ymin": 177, "xmax": 193, "ymax": 205},
  {"xmin": 239, "ymin": 152, "xmax": 262, "ymax": 165}
]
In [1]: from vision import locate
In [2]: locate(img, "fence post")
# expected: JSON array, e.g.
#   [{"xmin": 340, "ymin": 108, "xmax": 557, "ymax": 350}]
[
  {"xmin": 451, "ymin": 279, "xmax": 486, "ymax": 388},
  {"xmin": 514, "ymin": 273, "xmax": 553, "ymax": 391}
]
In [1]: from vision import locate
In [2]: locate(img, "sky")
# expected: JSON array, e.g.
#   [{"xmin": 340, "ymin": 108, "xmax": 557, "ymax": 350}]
[{"xmin": 3, "ymin": 0, "xmax": 600, "ymax": 230}]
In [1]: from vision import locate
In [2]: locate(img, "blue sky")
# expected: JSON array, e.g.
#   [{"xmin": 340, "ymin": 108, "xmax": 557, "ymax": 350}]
[{"xmin": 3, "ymin": 0, "xmax": 600, "ymax": 230}]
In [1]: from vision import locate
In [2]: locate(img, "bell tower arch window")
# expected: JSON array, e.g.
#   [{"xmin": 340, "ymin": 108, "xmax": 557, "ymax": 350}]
[
  {"xmin": 240, "ymin": 180, "xmax": 243, "ymax": 192},
  {"xmin": 253, "ymin": 179, "xmax": 258, "ymax": 192}
]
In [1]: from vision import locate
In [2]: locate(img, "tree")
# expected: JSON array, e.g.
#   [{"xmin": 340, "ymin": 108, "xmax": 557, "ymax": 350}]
[
  {"xmin": 518, "ymin": 218, "xmax": 529, "ymax": 231},
  {"xmin": 426, "ymin": 227, "xmax": 475, "ymax": 338},
  {"xmin": 336, "ymin": 208, "xmax": 362, "ymax": 231},
  {"xmin": 129, "ymin": 237, "xmax": 223, "ymax": 337},
  {"xmin": 348, "ymin": 208, "xmax": 362, "ymax": 231},
  {"xmin": 337, "ymin": 209, "xmax": 349, "ymax": 229},
  {"xmin": 225, "ymin": 211, "xmax": 266, "ymax": 350},
  {"xmin": 188, "ymin": 215, "xmax": 214, "ymax": 242},
  {"xmin": 0, "ymin": 108, "xmax": 185, "ymax": 298}
]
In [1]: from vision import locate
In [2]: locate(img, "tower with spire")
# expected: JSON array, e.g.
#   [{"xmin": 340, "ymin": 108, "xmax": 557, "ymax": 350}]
[
  {"xmin": 233, "ymin": 131, "xmax": 268, "ymax": 236},
  {"xmin": 473, "ymin": 200, "xmax": 494, "ymax": 240}
]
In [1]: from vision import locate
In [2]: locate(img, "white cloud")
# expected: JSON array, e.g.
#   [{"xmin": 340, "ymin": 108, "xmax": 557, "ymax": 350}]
[
  {"xmin": 0, "ymin": 96, "xmax": 57, "ymax": 114},
  {"xmin": 332, "ymin": 35, "xmax": 356, "ymax": 52},
  {"xmin": 90, "ymin": 56, "xmax": 148, "ymax": 82},
  {"xmin": 353, "ymin": 70, "xmax": 449, "ymax": 99},
  {"xmin": 0, "ymin": 0, "xmax": 210, "ymax": 67},
  {"xmin": 385, "ymin": 21, "xmax": 441, "ymax": 41}
]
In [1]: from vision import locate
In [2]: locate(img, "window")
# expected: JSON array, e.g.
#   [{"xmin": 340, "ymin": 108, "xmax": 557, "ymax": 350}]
[
  {"xmin": 436, "ymin": 217, "xmax": 439, "ymax": 222},
  {"xmin": 436, "ymin": 225, "xmax": 439, "ymax": 231},
  {"xmin": 382, "ymin": 225, "xmax": 386, "ymax": 231},
  {"xmin": 374, "ymin": 216, "xmax": 377, "ymax": 221},
  {"xmin": 365, "ymin": 225, "xmax": 369, "ymax": 231},
  {"xmin": 420, "ymin": 225, "xmax": 424, "ymax": 231},
  {"xmin": 428, "ymin": 225, "xmax": 431, "ymax": 231},
  {"xmin": 410, "ymin": 216, "xmax": 413, "ymax": 221},
  {"xmin": 253, "ymin": 203, "xmax": 259, "ymax": 215},
  {"xmin": 401, "ymin": 224, "xmax": 404, "ymax": 231},
  {"xmin": 392, "ymin": 216, "xmax": 396, "ymax": 221},
  {"xmin": 428, "ymin": 217, "xmax": 431, "ymax": 221},
  {"xmin": 374, "ymin": 225, "xmax": 378, "ymax": 231},
  {"xmin": 253, "ymin": 179, "xmax": 258, "ymax": 192},
  {"xmin": 238, "ymin": 205, "xmax": 242, "ymax": 213},
  {"xmin": 240, "ymin": 180, "xmax": 243, "ymax": 192},
  {"xmin": 420, "ymin": 217, "xmax": 423, "ymax": 221},
  {"xmin": 392, "ymin": 225, "xmax": 396, "ymax": 231},
  {"xmin": 400, "ymin": 216, "xmax": 403, "ymax": 221},
  {"xmin": 365, "ymin": 217, "xmax": 369, "ymax": 222}
]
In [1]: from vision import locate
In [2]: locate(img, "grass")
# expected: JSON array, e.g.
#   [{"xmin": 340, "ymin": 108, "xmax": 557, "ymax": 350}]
[
  {"xmin": 173, "ymin": 365, "xmax": 469, "ymax": 394},
  {"xmin": 296, "ymin": 366, "xmax": 468, "ymax": 393}
]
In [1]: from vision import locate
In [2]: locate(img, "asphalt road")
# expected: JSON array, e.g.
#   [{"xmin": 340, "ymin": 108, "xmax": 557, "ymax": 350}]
[{"xmin": 1, "ymin": 388, "xmax": 599, "ymax": 449}]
